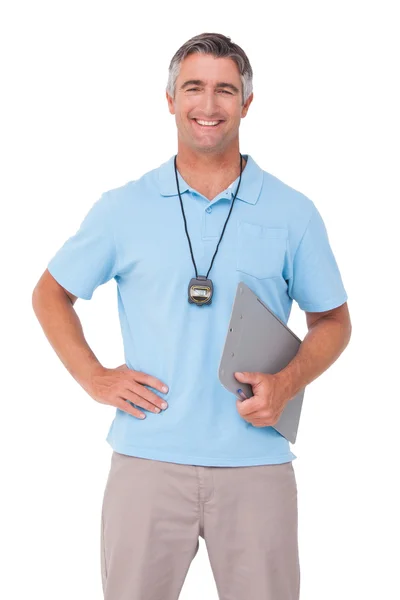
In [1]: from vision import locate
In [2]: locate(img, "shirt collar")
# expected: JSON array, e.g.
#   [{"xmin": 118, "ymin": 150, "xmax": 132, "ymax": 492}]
[{"xmin": 157, "ymin": 153, "xmax": 263, "ymax": 205}]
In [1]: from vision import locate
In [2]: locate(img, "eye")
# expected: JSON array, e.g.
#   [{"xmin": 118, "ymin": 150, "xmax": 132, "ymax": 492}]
[{"xmin": 186, "ymin": 87, "xmax": 232, "ymax": 94}]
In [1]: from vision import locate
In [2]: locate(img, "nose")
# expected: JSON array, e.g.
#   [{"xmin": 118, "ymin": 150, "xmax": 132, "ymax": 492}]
[{"xmin": 198, "ymin": 88, "xmax": 221, "ymax": 118}]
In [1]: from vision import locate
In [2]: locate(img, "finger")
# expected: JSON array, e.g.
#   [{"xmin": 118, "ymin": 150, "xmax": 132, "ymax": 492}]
[
  {"xmin": 236, "ymin": 388, "xmax": 248, "ymax": 401},
  {"xmin": 122, "ymin": 390, "xmax": 163, "ymax": 414},
  {"xmin": 252, "ymin": 417, "xmax": 275, "ymax": 427},
  {"xmin": 236, "ymin": 396, "xmax": 259, "ymax": 416},
  {"xmin": 127, "ymin": 382, "xmax": 168, "ymax": 410},
  {"xmin": 247, "ymin": 408, "xmax": 277, "ymax": 424},
  {"xmin": 115, "ymin": 397, "xmax": 146, "ymax": 419},
  {"xmin": 244, "ymin": 406, "xmax": 272, "ymax": 419},
  {"xmin": 130, "ymin": 370, "xmax": 169, "ymax": 394}
]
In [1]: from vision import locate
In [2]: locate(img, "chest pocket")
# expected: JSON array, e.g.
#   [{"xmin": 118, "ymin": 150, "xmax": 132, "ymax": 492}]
[{"xmin": 236, "ymin": 221, "xmax": 288, "ymax": 279}]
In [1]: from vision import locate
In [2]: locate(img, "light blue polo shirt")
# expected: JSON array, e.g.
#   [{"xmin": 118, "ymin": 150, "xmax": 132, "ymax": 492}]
[{"xmin": 47, "ymin": 153, "xmax": 348, "ymax": 466}]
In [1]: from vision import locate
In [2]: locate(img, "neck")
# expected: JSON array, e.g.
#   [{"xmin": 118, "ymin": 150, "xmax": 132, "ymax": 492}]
[
  {"xmin": 176, "ymin": 144, "xmax": 243, "ymax": 176},
  {"xmin": 175, "ymin": 144, "xmax": 246, "ymax": 201}
]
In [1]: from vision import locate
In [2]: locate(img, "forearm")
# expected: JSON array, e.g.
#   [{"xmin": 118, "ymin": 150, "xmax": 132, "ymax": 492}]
[
  {"xmin": 275, "ymin": 315, "xmax": 351, "ymax": 400},
  {"xmin": 32, "ymin": 288, "xmax": 104, "ymax": 394}
]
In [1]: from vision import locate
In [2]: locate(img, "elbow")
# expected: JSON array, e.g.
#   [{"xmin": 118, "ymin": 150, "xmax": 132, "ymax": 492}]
[{"xmin": 341, "ymin": 317, "xmax": 352, "ymax": 350}]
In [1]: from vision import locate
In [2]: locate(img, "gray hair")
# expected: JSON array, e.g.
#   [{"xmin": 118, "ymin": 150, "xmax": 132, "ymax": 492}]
[{"xmin": 166, "ymin": 33, "xmax": 253, "ymax": 106}]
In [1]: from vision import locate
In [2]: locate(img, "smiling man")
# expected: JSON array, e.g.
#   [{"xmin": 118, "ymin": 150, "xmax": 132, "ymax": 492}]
[
  {"xmin": 33, "ymin": 32, "xmax": 351, "ymax": 600},
  {"xmin": 169, "ymin": 51, "xmax": 249, "ymax": 193}
]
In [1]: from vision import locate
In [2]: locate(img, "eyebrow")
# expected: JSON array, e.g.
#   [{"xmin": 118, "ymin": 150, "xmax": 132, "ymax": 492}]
[{"xmin": 179, "ymin": 79, "xmax": 240, "ymax": 94}]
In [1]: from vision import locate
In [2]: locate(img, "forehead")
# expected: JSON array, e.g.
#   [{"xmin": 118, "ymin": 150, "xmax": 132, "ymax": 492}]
[{"xmin": 177, "ymin": 53, "xmax": 241, "ymax": 83}]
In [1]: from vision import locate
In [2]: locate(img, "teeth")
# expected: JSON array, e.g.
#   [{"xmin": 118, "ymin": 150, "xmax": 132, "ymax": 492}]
[{"xmin": 195, "ymin": 119, "xmax": 220, "ymax": 126}]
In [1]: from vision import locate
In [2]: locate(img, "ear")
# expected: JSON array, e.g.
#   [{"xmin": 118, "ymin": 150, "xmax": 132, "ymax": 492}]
[
  {"xmin": 241, "ymin": 92, "xmax": 254, "ymax": 118},
  {"xmin": 166, "ymin": 91, "xmax": 175, "ymax": 115}
]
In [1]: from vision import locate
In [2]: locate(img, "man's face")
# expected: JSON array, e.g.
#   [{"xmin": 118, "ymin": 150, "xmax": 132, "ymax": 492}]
[{"xmin": 166, "ymin": 53, "xmax": 253, "ymax": 154}]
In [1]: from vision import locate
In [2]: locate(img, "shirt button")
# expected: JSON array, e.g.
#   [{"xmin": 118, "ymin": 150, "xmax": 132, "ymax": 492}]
[{"xmin": 206, "ymin": 207, "xmax": 212, "ymax": 213}]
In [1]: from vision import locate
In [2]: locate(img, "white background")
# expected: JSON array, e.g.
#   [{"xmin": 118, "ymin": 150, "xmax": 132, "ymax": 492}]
[{"xmin": 1, "ymin": 1, "xmax": 399, "ymax": 598}]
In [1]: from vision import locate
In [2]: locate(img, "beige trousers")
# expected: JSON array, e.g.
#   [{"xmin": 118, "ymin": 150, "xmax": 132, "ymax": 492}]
[{"xmin": 101, "ymin": 450, "xmax": 300, "ymax": 600}]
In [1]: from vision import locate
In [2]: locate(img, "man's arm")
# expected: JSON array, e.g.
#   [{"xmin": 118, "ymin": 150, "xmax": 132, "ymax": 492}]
[
  {"xmin": 32, "ymin": 269, "xmax": 105, "ymax": 394},
  {"xmin": 275, "ymin": 301, "xmax": 352, "ymax": 400}
]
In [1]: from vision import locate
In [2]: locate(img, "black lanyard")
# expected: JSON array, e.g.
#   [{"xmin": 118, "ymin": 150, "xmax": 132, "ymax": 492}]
[{"xmin": 173, "ymin": 153, "xmax": 244, "ymax": 305}]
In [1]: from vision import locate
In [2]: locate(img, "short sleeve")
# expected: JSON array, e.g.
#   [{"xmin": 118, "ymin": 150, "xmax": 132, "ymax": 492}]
[
  {"xmin": 287, "ymin": 203, "xmax": 348, "ymax": 312},
  {"xmin": 47, "ymin": 192, "xmax": 118, "ymax": 300}
]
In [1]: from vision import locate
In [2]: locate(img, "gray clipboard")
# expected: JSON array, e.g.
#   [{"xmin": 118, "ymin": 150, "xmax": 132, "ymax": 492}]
[{"xmin": 218, "ymin": 281, "xmax": 305, "ymax": 443}]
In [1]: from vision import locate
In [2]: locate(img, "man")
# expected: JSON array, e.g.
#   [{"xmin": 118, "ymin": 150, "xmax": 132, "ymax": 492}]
[{"xmin": 32, "ymin": 32, "xmax": 351, "ymax": 600}]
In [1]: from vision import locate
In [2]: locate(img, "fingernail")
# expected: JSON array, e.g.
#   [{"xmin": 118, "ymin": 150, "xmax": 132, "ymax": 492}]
[
  {"xmin": 162, "ymin": 385, "xmax": 168, "ymax": 393},
  {"xmin": 161, "ymin": 402, "xmax": 168, "ymax": 409}
]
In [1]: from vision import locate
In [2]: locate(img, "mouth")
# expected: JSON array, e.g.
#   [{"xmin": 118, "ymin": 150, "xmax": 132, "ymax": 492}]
[{"xmin": 191, "ymin": 118, "xmax": 224, "ymax": 130}]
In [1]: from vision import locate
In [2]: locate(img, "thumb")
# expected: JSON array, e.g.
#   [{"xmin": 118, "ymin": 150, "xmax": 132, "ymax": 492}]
[
  {"xmin": 235, "ymin": 371, "xmax": 256, "ymax": 383},
  {"xmin": 115, "ymin": 363, "xmax": 128, "ymax": 371}
]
